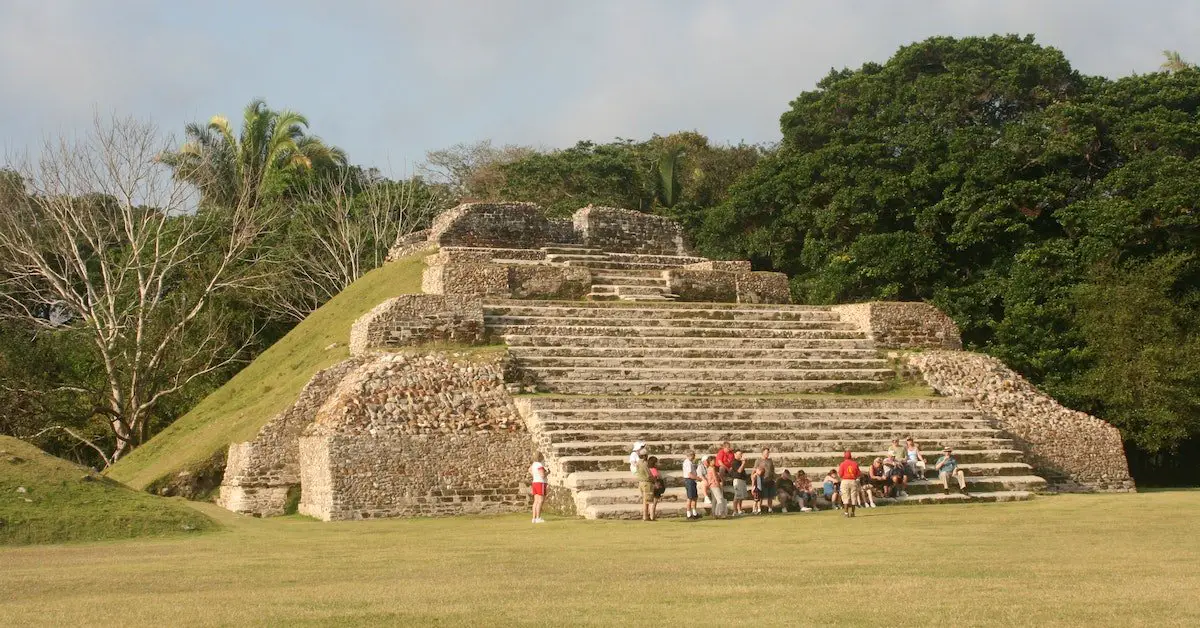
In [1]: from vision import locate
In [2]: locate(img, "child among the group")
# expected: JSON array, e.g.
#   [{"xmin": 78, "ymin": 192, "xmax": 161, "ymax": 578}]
[{"xmin": 750, "ymin": 465, "xmax": 764, "ymax": 513}]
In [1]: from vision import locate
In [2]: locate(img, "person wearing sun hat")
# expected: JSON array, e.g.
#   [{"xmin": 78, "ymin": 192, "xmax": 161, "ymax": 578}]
[
  {"xmin": 934, "ymin": 446, "xmax": 970, "ymax": 497},
  {"xmin": 628, "ymin": 441, "xmax": 646, "ymax": 475}
]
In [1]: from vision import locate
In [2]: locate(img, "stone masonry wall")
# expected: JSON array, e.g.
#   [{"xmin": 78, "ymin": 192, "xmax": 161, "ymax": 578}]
[
  {"xmin": 833, "ymin": 302, "xmax": 962, "ymax": 349},
  {"xmin": 349, "ymin": 295, "xmax": 485, "ymax": 355},
  {"xmin": 298, "ymin": 352, "xmax": 535, "ymax": 520},
  {"xmin": 572, "ymin": 205, "xmax": 692, "ymax": 256},
  {"xmin": 430, "ymin": 202, "xmax": 576, "ymax": 249},
  {"xmin": 907, "ymin": 350, "xmax": 1135, "ymax": 492},
  {"xmin": 385, "ymin": 229, "xmax": 434, "ymax": 262},
  {"xmin": 666, "ymin": 269, "xmax": 791, "ymax": 304},
  {"xmin": 217, "ymin": 357, "xmax": 368, "ymax": 516},
  {"xmin": 423, "ymin": 262, "xmax": 592, "ymax": 300}
]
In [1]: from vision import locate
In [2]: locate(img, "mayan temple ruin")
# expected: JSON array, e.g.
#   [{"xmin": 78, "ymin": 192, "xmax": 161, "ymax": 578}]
[{"xmin": 216, "ymin": 202, "xmax": 1134, "ymax": 521}]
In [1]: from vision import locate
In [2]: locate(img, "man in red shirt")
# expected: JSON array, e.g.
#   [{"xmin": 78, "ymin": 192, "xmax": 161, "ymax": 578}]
[
  {"xmin": 716, "ymin": 441, "xmax": 735, "ymax": 473},
  {"xmin": 837, "ymin": 451, "xmax": 862, "ymax": 518}
]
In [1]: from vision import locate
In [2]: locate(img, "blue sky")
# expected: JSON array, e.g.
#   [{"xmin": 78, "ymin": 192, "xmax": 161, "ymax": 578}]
[{"xmin": 2, "ymin": 0, "xmax": 1199, "ymax": 177}]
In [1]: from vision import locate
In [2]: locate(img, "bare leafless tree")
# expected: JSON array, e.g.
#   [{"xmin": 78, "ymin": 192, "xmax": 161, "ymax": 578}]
[
  {"xmin": 265, "ymin": 169, "xmax": 440, "ymax": 320},
  {"xmin": 0, "ymin": 115, "xmax": 276, "ymax": 464}
]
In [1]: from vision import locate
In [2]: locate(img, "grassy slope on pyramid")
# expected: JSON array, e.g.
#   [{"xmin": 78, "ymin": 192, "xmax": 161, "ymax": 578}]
[
  {"xmin": 0, "ymin": 436, "xmax": 216, "ymax": 545},
  {"xmin": 106, "ymin": 253, "xmax": 429, "ymax": 491}
]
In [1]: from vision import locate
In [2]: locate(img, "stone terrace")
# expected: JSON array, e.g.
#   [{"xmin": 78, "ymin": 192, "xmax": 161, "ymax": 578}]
[{"xmin": 488, "ymin": 300, "xmax": 1047, "ymax": 519}]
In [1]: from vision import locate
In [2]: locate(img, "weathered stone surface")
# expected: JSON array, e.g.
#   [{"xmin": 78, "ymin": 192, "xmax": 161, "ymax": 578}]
[
  {"xmin": 666, "ymin": 269, "xmax": 737, "ymax": 302},
  {"xmin": 572, "ymin": 205, "xmax": 693, "ymax": 256},
  {"xmin": 421, "ymin": 262, "xmax": 508, "ymax": 297},
  {"xmin": 349, "ymin": 295, "xmax": 485, "ymax": 355},
  {"xmin": 735, "ymin": 272, "xmax": 790, "ymax": 304},
  {"xmin": 507, "ymin": 265, "xmax": 591, "ymax": 300},
  {"xmin": 684, "ymin": 260, "xmax": 752, "ymax": 272},
  {"xmin": 298, "ymin": 352, "xmax": 535, "ymax": 521},
  {"xmin": 217, "ymin": 357, "xmax": 369, "ymax": 516},
  {"xmin": 429, "ymin": 202, "xmax": 576, "ymax": 249},
  {"xmin": 385, "ymin": 229, "xmax": 434, "ymax": 261},
  {"xmin": 907, "ymin": 350, "xmax": 1135, "ymax": 492},
  {"xmin": 833, "ymin": 302, "xmax": 962, "ymax": 349}
]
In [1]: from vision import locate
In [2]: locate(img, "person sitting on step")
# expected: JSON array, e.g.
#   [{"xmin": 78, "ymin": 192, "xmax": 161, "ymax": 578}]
[
  {"xmin": 935, "ymin": 446, "xmax": 971, "ymax": 497},
  {"xmin": 822, "ymin": 469, "xmax": 841, "ymax": 510},
  {"xmin": 776, "ymin": 469, "xmax": 798, "ymax": 512},
  {"xmin": 794, "ymin": 470, "xmax": 815, "ymax": 512},
  {"xmin": 868, "ymin": 457, "xmax": 889, "ymax": 498},
  {"xmin": 883, "ymin": 453, "xmax": 908, "ymax": 497},
  {"xmin": 859, "ymin": 478, "xmax": 878, "ymax": 508},
  {"xmin": 904, "ymin": 437, "xmax": 927, "ymax": 482}
]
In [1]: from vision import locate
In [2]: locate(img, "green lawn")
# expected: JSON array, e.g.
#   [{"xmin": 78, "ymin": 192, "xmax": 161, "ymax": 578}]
[
  {"xmin": 106, "ymin": 253, "xmax": 429, "ymax": 490},
  {"xmin": 2, "ymin": 491, "xmax": 1197, "ymax": 626},
  {"xmin": 0, "ymin": 437, "xmax": 215, "ymax": 545}
]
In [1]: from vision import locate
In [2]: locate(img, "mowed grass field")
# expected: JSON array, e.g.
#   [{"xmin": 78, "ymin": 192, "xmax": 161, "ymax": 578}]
[{"xmin": 2, "ymin": 491, "xmax": 1197, "ymax": 627}]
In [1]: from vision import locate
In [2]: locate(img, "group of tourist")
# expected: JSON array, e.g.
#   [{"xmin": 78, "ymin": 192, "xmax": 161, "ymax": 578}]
[{"xmin": 528, "ymin": 437, "xmax": 973, "ymax": 523}]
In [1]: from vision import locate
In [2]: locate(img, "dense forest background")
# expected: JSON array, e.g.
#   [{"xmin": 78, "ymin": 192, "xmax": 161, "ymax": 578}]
[{"xmin": 2, "ymin": 35, "xmax": 1196, "ymax": 484}]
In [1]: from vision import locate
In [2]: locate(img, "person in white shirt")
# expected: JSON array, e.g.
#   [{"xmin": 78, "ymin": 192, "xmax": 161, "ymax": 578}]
[
  {"xmin": 629, "ymin": 441, "xmax": 646, "ymax": 474},
  {"xmin": 529, "ymin": 452, "xmax": 549, "ymax": 524},
  {"xmin": 682, "ymin": 451, "xmax": 702, "ymax": 519}
]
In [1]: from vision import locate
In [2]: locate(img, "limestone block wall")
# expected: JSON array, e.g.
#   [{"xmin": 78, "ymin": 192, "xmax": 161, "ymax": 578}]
[
  {"xmin": 907, "ymin": 351, "xmax": 1135, "ymax": 492},
  {"xmin": 666, "ymin": 269, "xmax": 791, "ymax": 304},
  {"xmin": 507, "ymin": 265, "xmax": 592, "ymax": 300},
  {"xmin": 832, "ymin": 301, "xmax": 962, "ymax": 349},
  {"xmin": 573, "ymin": 205, "xmax": 692, "ymax": 256},
  {"xmin": 298, "ymin": 353, "xmax": 535, "ymax": 520},
  {"xmin": 349, "ymin": 295, "xmax": 485, "ymax": 355},
  {"xmin": 385, "ymin": 229, "xmax": 433, "ymax": 262},
  {"xmin": 423, "ymin": 261, "xmax": 592, "ymax": 300},
  {"xmin": 217, "ymin": 357, "xmax": 368, "ymax": 516},
  {"xmin": 430, "ymin": 202, "xmax": 576, "ymax": 249}
]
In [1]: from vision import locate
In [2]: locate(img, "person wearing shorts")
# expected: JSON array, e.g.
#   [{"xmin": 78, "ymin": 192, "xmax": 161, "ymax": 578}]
[
  {"xmin": 682, "ymin": 451, "xmax": 701, "ymax": 520},
  {"xmin": 529, "ymin": 452, "xmax": 548, "ymax": 524},
  {"xmin": 838, "ymin": 450, "xmax": 862, "ymax": 518},
  {"xmin": 635, "ymin": 454, "xmax": 655, "ymax": 521},
  {"xmin": 731, "ymin": 450, "xmax": 748, "ymax": 516},
  {"xmin": 754, "ymin": 448, "xmax": 777, "ymax": 514}
]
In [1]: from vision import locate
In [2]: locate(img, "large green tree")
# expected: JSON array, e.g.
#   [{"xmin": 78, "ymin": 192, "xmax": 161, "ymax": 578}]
[
  {"xmin": 160, "ymin": 99, "xmax": 346, "ymax": 211},
  {"xmin": 706, "ymin": 35, "xmax": 1200, "ymax": 480}
]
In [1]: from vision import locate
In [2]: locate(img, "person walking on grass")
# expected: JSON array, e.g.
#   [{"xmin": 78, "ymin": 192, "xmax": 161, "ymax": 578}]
[
  {"xmin": 530, "ymin": 452, "xmax": 548, "ymax": 524},
  {"xmin": 682, "ymin": 451, "xmax": 702, "ymax": 520},
  {"xmin": 754, "ymin": 447, "xmax": 778, "ymax": 514},
  {"xmin": 935, "ymin": 446, "xmax": 971, "ymax": 497},
  {"xmin": 838, "ymin": 451, "xmax": 862, "ymax": 518},
  {"xmin": 635, "ymin": 450, "xmax": 655, "ymax": 521},
  {"xmin": 705, "ymin": 455, "xmax": 728, "ymax": 518}
]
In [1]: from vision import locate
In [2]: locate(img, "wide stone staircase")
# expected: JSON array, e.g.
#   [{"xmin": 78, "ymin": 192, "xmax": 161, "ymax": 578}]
[{"xmin": 486, "ymin": 300, "xmax": 1046, "ymax": 519}]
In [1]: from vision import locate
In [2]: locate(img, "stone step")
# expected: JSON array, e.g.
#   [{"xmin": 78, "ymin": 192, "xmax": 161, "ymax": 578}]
[
  {"xmin": 545, "ymin": 253, "xmax": 611, "ymax": 262},
  {"xmin": 557, "ymin": 448, "xmax": 1023, "ymax": 473},
  {"xmin": 537, "ymin": 415, "xmax": 990, "ymax": 432},
  {"xmin": 515, "ymin": 357, "xmax": 890, "ymax": 370},
  {"xmin": 503, "ymin": 336, "xmax": 876, "ymax": 349},
  {"xmin": 538, "ymin": 379, "xmax": 892, "ymax": 395},
  {"xmin": 564, "ymin": 259, "xmax": 692, "ymax": 270},
  {"xmin": 523, "ymin": 367, "xmax": 894, "ymax": 382},
  {"xmin": 605, "ymin": 253, "xmax": 710, "ymax": 266},
  {"xmin": 541, "ymin": 245, "xmax": 602, "ymax": 255},
  {"xmin": 485, "ymin": 315, "xmax": 855, "ymax": 331},
  {"xmin": 581, "ymin": 490, "xmax": 1037, "ymax": 519},
  {"xmin": 575, "ymin": 475, "xmax": 1046, "ymax": 508},
  {"xmin": 588, "ymin": 276, "xmax": 667, "ymax": 287},
  {"xmin": 542, "ymin": 426, "xmax": 1001, "ymax": 442},
  {"xmin": 490, "ymin": 325, "xmax": 867, "ymax": 339},
  {"xmin": 510, "ymin": 347, "xmax": 881, "ymax": 359},
  {"xmin": 549, "ymin": 437, "xmax": 1013, "ymax": 457},
  {"xmin": 483, "ymin": 304, "xmax": 837, "ymax": 321},
  {"xmin": 523, "ymin": 397, "xmax": 970, "ymax": 411},
  {"xmin": 485, "ymin": 298, "xmax": 828, "ymax": 311},
  {"xmin": 563, "ymin": 462, "xmax": 1034, "ymax": 490}
]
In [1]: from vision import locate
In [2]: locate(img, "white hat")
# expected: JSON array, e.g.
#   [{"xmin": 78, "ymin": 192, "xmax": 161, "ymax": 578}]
[{"xmin": 633, "ymin": 441, "xmax": 646, "ymax": 452}]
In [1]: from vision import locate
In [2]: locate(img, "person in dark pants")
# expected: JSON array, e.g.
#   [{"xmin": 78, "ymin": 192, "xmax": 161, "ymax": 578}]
[
  {"xmin": 682, "ymin": 451, "xmax": 701, "ymax": 519},
  {"xmin": 753, "ymin": 448, "xmax": 777, "ymax": 513}
]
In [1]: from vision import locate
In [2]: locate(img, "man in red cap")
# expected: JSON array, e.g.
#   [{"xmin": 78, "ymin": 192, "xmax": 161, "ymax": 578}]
[{"xmin": 837, "ymin": 451, "xmax": 862, "ymax": 518}]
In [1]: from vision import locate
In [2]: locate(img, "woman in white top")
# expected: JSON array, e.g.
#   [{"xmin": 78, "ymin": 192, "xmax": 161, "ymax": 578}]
[
  {"xmin": 904, "ymin": 437, "xmax": 926, "ymax": 481},
  {"xmin": 629, "ymin": 441, "xmax": 646, "ymax": 474},
  {"xmin": 529, "ymin": 452, "xmax": 549, "ymax": 524}
]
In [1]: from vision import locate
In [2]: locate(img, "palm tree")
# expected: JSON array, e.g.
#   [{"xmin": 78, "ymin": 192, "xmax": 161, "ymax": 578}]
[
  {"xmin": 1161, "ymin": 50, "xmax": 1193, "ymax": 74},
  {"xmin": 161, "ymin": 99, "xmax": 346, "ymax": 210}
]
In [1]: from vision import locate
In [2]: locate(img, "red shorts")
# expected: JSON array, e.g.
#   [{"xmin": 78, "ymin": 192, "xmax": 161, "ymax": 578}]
[{"xmin": 531, "ymin": 482, "xmax": 547, "ymax": 496}]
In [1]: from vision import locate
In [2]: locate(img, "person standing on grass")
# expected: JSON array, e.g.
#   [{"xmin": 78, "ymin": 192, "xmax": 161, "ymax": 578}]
[
  {"xmin": 705, "ymin": 455, "xmax": 728, "ymax": 518},
  {"xmin": 647, "ymin": 456, "xmax": 664, "ymax": 520},
  {"xmin": 636, "ymin": 451, "xmax": 655, "ymax": 521},
  {"xmin": 754, "ymin": 447, "xmax": 778, "ymax": 514},
  {"xmin": 935, "ymin": 446, "xmax": 971, "ymax": 497},
  {"xmin": 838, "ymin": 451, "xmax": 862, "ymax": 518},
  {"xmin": 530, "ymin": 452, "xmax": 548, "ymax": 524},
  {"xmin": 682, "ymin": 451, "xmax": 702, "ymax": 520},
  {"xmin": 731, "ymin": 450, "xmax": 749, "ymax": 516}
]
